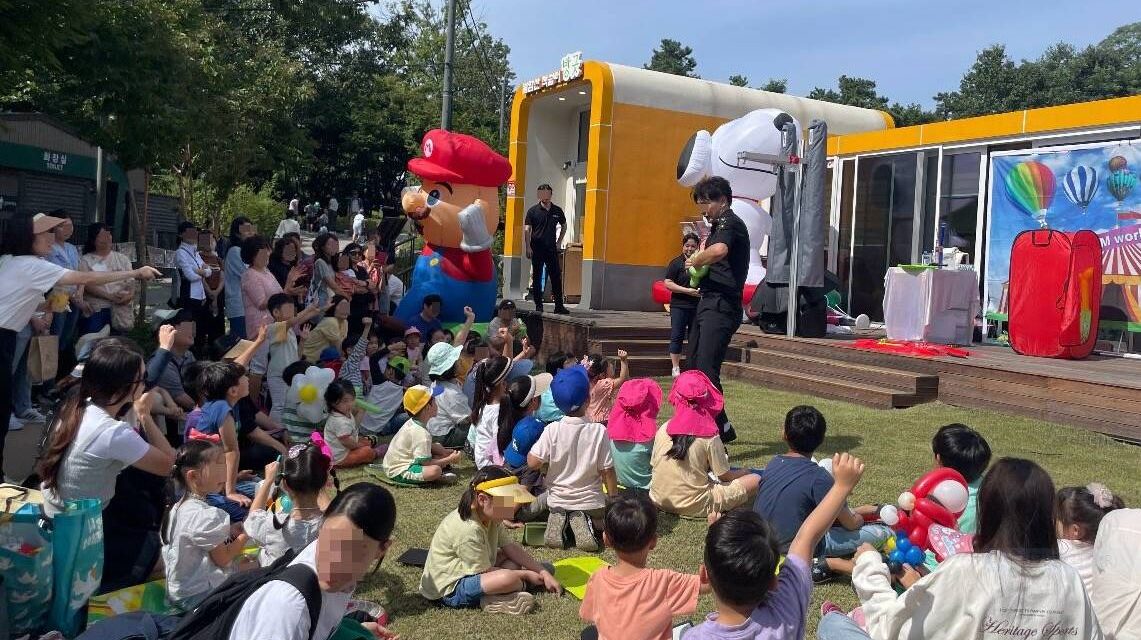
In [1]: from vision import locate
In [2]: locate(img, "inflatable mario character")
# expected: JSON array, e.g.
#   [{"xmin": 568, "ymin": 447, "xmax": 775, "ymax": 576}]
[
  {"xmin": 667, "ymin": 108, "xmax": 798, "ymax": 306},
  {"xmin": 395, "ymin": 129, "xmax": 511, "ymax": 324}
]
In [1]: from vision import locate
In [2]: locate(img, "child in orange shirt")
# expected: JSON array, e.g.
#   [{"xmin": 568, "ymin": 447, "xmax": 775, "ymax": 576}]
[{"xmin": 580, "ymin": 491, "xmax": 708, "ymax": 640}]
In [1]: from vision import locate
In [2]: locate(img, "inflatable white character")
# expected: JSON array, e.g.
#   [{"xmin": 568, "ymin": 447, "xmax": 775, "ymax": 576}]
[{"xmin": 677, "ymin": 108, "xmax": 799, "ymax": 292}]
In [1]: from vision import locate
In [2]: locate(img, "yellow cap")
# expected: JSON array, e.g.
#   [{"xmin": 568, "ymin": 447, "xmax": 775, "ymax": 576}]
[
  {"xmin": 475, "ymin": 475, "xmax": 535, "ymax": 505},
  {"xmin": 403, "ymin": 384, "xmax": 442, "ymax": 415}
]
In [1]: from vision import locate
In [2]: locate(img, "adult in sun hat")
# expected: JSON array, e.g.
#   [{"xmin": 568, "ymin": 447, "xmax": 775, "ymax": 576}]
[
  {"xmin": 425, "ymin": 341, "xmax": 472, "ymax": 448},
  {"xmin": 0, "ymin": 214, "xmax": 160, "ymax": 475},
  {"xmin": 381, "ymin": 384, "xmax": 461, "ymax": 486},
  {"xmin": 420, "ymin": 465, "xmax": 560, "ymax": 615},
  {"xmin": 648, "ymin": 370, "xmax": 762, "ymax": 518},
  {"xmin": 396, "ymin": 129, "xmax": 512, "ymax": 325},
  {"xmin": 606, "ymin": 378, "xmax": 664, "ymax": 490}
]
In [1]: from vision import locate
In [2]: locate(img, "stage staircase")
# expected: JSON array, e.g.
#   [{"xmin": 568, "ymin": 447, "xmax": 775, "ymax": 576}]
[{"xmin": 589, "ymin": 327, "xmax": 940, "ymax": 409}]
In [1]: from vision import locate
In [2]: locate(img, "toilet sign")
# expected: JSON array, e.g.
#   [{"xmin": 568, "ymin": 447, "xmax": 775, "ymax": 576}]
[
  {"xmin": 521, "ymin": 51, "xmax": 584, "ymax": 95},
  {"xmin": 506, "ymin": 180, "xmax": 516, "ymax": 197}
]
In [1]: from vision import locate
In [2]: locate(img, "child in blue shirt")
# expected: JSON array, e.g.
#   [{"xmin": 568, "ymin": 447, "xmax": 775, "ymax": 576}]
[
  {"xmin": 752, "ymin": 405, "xmax": 890, "ymax": 581},
  {"xmin": 502, "ymin": 374, "xmax": 552, "ymax": 493}
]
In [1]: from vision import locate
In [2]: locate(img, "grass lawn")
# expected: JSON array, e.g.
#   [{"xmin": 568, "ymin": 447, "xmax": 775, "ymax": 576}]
[{"xmin": 343, "ymin": 379, "xmax": 1141, "ymax": 639}]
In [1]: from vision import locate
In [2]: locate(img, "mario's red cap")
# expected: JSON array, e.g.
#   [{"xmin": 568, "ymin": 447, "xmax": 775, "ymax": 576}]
[{"xmin": 407, "ymin": 129, "xmax": 512, "ymax": 187}]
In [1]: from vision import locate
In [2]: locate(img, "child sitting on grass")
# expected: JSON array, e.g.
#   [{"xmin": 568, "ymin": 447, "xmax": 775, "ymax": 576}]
[
  {"xmin": 752, "ymin": 405, "xmax": 890, "ymax": 581},
  {"xmin": 420, "ymin": 466, "xmax": 561, "ymax": 615},
  {"xmin": 360, "ymin": 356, "xmax": 411, "ymax": 436},
  {"xmin": 585, "ymin": 349, "xmax": 629, "ymax": 424},
  {"xmin": 528, "ymin": 365, "xmax": 618, "ymax": 552},
  {"xmin": 929, "ymin": 423, "xmax": 992, "ymax": 535},
  {"xmin": 1056, "ymin": 482, "xmax": 1124, "ymax": 592},
  {"xmin": 605, "ymin": 378, "xmax": 662, "ymax": 491},
  {"xmin": 381, "ymin": 385, "xmax": 462, "ymax": 485},
  {"xmin": 322, "ymin": 379, "xmax": 383, "ymax": 468},
  {"xmin": 161, "ymin": 439, "xmax": 252, "ymax": 610},
  {"xmin": 817, "ymin": 458, "xmax": 1101, "ymax": 639},
  {"xmin": 243, "ymin": 436, "xmax": 336, "ymax": 567},
  {"xmin": 649, "ymin": 371, "xmax": 760, "ymax": 519},
  {"xmin": 580, "ymin": 491, "xmax": 709, "ymax": 640},
  {"xmin": 425, "ymin": 341, "xmax": 473, "ymax": 448},
  {"xmin": 502, "ymin": 374, "xmax": 553, "ymax": 493},
  {"xmin": 686, "ymin": 453, "xmax": 867, "ymax": 639}
]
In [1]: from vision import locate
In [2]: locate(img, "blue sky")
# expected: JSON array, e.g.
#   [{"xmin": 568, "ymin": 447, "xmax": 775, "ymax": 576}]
[{"xmin": 472, "ymin": 0, "xmax": 1134, "ymax": 107}]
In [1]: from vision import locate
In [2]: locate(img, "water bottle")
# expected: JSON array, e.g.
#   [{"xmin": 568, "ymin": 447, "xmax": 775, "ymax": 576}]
[{"xmin": 935, "ymin": 222, "xmax": 948, "ymax": 267}]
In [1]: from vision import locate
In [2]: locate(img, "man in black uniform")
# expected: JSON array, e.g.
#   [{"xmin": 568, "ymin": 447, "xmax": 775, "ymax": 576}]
[
  {"xmin": 523, "ymin": 183, "xmax": 570, "ymax": 314},
  {"xmin": 685, "ymin": 176, "xmax": 749, "ymax": 442}
]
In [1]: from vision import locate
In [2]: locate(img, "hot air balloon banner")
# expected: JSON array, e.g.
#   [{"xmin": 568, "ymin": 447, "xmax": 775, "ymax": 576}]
[{"xmin": 985, "ymin": 142, "xmax": 1141, "ymax": 343}]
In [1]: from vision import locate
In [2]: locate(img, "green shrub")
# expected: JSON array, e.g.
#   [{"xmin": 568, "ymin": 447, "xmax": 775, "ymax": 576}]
[{"xmin": 221, "ymin": 184, "xmax": 285, "ymax": 237}]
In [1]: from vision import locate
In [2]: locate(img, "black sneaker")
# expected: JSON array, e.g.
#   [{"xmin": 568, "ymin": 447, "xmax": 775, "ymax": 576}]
[
  {"xmin": 534, "ymin": 302, "xmax": 545, "ymax": 313},
  {"xmin": 811, "ymin": 557, "xmax": 836, "ymax": 584},
  {"xmin": 553, "ymin": 306, "xmax": 570, "ymax": 315}
]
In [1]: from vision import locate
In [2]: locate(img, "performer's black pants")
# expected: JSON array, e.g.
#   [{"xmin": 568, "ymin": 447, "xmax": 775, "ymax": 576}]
[
  {"xmin": 686, "ymin": 292, "xmax": 741, "ymax": 437},
  {"xmin": 530, "ymin": 247, "xmax": 564, "ymax": 308}
]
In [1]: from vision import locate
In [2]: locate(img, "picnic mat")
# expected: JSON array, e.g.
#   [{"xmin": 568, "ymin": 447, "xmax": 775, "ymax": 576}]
[{"xmin": 552, "ymin": 556, "xmax": 610, "ymax": 600}]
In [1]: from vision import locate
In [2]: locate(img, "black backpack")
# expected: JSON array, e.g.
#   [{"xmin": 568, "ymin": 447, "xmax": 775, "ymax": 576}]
[{"xmin": 168, "ymin": 549, "xmax": 321, "ymax": 640}]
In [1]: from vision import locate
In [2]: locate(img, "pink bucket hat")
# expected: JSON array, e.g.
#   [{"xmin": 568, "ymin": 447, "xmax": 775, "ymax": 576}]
[
  {"xmin": 666, "ymin": 370, "xmax": 724, "ymax": 438},
  {"xmin": 606, "ymin": 378, "xmax": 663, "ymax": 443}
]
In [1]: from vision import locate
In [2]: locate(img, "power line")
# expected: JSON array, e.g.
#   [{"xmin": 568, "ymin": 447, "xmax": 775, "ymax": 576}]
[{"xmin": 458, "ymin": 1, "xmax": 507, "ymax": 100}]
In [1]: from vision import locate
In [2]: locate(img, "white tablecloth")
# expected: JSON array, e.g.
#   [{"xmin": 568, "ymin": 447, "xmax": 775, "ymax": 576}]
[{"xmin": 883, "ymin": 267, "xmax": 979, "ymax": 344}]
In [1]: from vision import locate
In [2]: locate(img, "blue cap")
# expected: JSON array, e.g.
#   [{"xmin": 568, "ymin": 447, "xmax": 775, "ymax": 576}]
[
  {"xmin": 551, "ymin": 365, "xmax": 590, "ymax": 414},
  {"xmin": 506, "ymin": 358, "xmax": 534, "ymax": 380},
  {"xmin": 318, "ymin": 346, "xmax": 341, "ymax": 362}
]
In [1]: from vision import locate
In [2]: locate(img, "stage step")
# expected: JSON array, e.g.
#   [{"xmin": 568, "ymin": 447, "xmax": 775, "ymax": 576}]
[
  {"xmin": 737, "ymin": 347, "xmax": 939, "ymax": 395},
  {"xmin": 735, "ymin": 332, "xmax": 938, "ymax": 376},
  {"xmin": 722, "ymin": 361, "xmax": 931, "ymax": 409},
  {"xmin": 587, "ymin": 338, "xmax": 677, "ymax": 357},
  {"xmin": 588, "ymin": 325, "xmax": 673, "ymax": 341}
]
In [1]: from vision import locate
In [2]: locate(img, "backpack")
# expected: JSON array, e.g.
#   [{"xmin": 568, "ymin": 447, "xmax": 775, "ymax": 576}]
[
  {"xmin": 167, "ymin": 549, "xmax": 321, "ymax": 640},
  {"xmin": 167, "ymin": 266, "xmax": 183, "ymax": 309}
]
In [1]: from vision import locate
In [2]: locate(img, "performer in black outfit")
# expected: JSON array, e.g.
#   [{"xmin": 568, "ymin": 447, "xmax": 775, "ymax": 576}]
[
  {"xmin": 685, "ymin": 176, "xmax": 749, "ymax": 442},
  {"xmin": 523, "ymin": 183, "xmax": 570, "ymax": 314}
]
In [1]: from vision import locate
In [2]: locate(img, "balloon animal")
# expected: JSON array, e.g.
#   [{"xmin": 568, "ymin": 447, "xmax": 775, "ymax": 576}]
[
  {"xmin": 878, "ymin": 467, "xmax": 969, "ymax": 554},
  {"xmin": 288, "ymin": 366, "xmax": 335, "ymax": 424},
  {"xmin": 677, "ymin": 108, "xmax": 798, "ymax": 298}
]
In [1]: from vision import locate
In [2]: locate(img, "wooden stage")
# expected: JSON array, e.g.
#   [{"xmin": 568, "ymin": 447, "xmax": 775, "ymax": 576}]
[{"xmin": 518, "ymin": 308, "xmax": 1141, "ymax": 443}]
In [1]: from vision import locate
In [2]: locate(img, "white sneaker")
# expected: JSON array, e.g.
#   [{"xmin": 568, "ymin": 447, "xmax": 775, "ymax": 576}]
[
  {"xmin": 8, "ymin": 416, "xmax": 24, "ymax": 432},
  {"xmin": 671, "ymin": 367, "xmax": 681, "ymax": 378},
  {"xmin": 17, "ymin": 408, "xmax": 46, "ymax": 422}
]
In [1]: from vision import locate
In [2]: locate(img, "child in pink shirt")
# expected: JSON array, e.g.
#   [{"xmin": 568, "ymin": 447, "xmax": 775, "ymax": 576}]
[
  {"xmin": 585, "ymin": 349, "xmax": 629, "ymax": 423},
  {"xmin": 580, "ymin": 492, "xmax": 707, "ymax": 640}
]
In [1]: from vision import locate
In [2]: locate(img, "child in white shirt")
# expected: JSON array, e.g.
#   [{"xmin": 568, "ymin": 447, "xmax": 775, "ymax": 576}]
[
  {"xmin": 161, "ymin": 439, "xmax": 251, "ymax": 609},
  {"xmin": 1056, "ymin": 482, "xmax": 1124, "ymax": 593},
  {"xmin": 244, "ymin": 437, "xmax": 336, "ymax": 567},
  {"xmin": 323, "ymin": 380, "xmax": 381, "ymax": 468}
]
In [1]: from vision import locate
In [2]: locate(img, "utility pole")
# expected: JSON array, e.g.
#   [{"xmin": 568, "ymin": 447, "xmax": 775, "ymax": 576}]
[
  {"xmin": 441, "ymin": 0, "xmax": 457, "ymax": 130},
  {"xmin": 497, "ymin": 74, "xmax": 509, "ymax": 145}
]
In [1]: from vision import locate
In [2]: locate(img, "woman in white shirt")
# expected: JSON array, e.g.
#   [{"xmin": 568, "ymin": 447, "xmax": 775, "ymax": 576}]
[
  {"xmin": 0, "ymin": 214, "xmax": 159, "ymax": 475},
  {"xmin": 224, "ymin": 217, "xmax": 255, "ymax": 339},
  {"xmin": 819, "ymin": 458, "xmax": 1103, "ymax": 640},
  {"xmin": 228, "ymin": 483, "xmax": 398, "ymax": 640},
  {"xmin": 78, "ymin": 223, "xmax": 136, "ymax": 334},
  {"xmin": 36, "ymin": 337, "xmax": 176, "ymax": 591}
]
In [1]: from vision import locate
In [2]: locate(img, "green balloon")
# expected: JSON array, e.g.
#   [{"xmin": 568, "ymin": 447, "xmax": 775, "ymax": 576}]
[{"xmin": 688, "ymin": 265, "xmax": 709, "ymax": 287}]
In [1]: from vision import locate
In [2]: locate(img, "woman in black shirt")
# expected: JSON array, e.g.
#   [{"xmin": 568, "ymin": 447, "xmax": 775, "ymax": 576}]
[{"xmin": 663, "ymin": 233, "xmax": 701, "ymax": 377}]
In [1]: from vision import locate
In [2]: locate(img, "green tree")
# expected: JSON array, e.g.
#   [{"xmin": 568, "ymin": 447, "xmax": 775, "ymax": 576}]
[
  {"xmin": 728, "ymin": 74, "xmax": 749, "ymax": 87},
  {"xmin": 644, "ymin": 38, "xmax": 699, "ymax": 77},
  {"xmin": 759, "ymin": 78, "xmax": 787, "ymax": 93}
]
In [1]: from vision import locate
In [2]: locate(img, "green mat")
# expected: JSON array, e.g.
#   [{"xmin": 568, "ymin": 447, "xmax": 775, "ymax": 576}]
[{"xmin": 552, "ymin": 556, "xmax": 610, "ymax": 600}]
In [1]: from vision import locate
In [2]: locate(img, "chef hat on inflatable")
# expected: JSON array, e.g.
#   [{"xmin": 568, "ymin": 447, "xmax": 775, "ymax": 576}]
[{"xmin": 676, "ymin": 130, "xmax": 713, "ymax": 187}]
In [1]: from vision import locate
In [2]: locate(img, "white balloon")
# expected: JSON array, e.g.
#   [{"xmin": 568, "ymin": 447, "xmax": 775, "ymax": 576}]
[
  {"xmin": 931, "ymin": 480, "xmax": 969, "ymax": 514},
  {"xmin": 898, "ymin": 491, "xmax": 916, "ymax": 511},
  {"xmin": 880, "ymin": 504, "xmax": 900, "ymax": 526}
]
